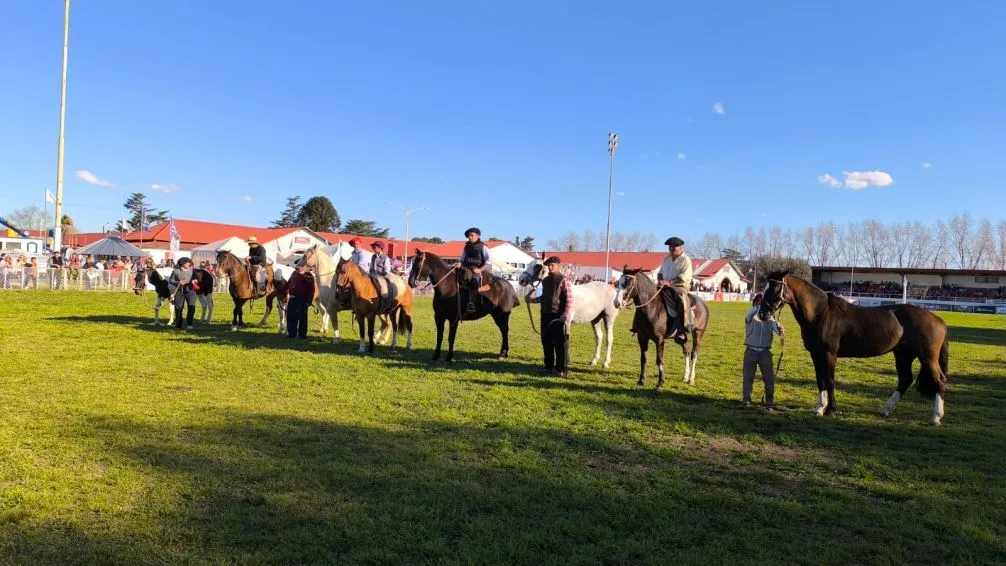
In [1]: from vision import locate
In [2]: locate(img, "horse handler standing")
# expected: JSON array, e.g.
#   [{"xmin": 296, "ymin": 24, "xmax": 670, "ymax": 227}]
[
  {"xmin": 287, "ymin": 262, "xmax": 316, "ymax": 339},
  {"xmin": 169, "ymin": 257, "xmax": 197, "ymax": 330},
  {"xmin": 743, "ymin": 292, "xmax": 784, "ymax": 410},
  {"xmin": 530, "ymin": 256, "xmax": 573, "ymax": 377}
]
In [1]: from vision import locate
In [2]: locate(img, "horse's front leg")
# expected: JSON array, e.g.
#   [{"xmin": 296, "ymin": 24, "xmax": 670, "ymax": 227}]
[
  {"xmin": 257, "ymin": 297, "xmax": 272, "ymax": 327},
  {"xmin": 496, "ymin": 312, "xmax": 510, "ymax": 360},
  {"xmin": 811, "ymin": 351, "xmax": 836, "ymax": 416},
  {"xmin": 590, "ymin": 320, "xmax": 602, "ymax": 366},
  {"xmin": 366, "ymin": 313, "xmax": 376, "ymax": 353},
  {"xmin": 603, "ymin": 316, "xmax": 614, "ymax": 369},
  {"xmin": 433, "ymin": 315, "xmax": 445, "ymax": 361},
  {"xmin": 446, "ymin": 319, "xmax": 459, "ymax": 363},
  {"xmin": 681, "ymin": 342, "xmax": 691, "ymax": 384},
  {"xmin": 687, "ymin": 334, "xmax": 700, "ymax": 385},
  {"xmin": 637, "ymin": 334, "xmax": 649, "ymax": 387},
  {"xmin": 357, "ymin": 312, "xmax": 367, "ymax": 353},
  {"xmin": 389, "ymin": 312, "xmax": 399, "ymax": 349}
]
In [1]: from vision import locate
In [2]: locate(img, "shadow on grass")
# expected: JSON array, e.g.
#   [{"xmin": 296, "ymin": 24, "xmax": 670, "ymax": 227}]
[
  {"xmin": 7, "ymin": 410, "xmax": 1004, "ymax": 564},
  {"xmin": 947, "ymin": 325, "xmax": 1006, "ymax": 347}
]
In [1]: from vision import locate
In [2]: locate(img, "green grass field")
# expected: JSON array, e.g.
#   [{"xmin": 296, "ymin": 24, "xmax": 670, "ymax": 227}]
[{"xmin": 1, "ymin": 291, "xmax": 1004, "ymax": 565}]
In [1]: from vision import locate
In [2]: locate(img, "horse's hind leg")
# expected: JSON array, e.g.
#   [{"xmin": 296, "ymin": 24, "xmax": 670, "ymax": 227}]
[
  {"xmin": 920, "ymin": 356, "xmax": 946, "ymax": 426},
  {"xmin": 655, "ymin": 339, "xmax": 666, "ymax": 391},
  {"xmin": 687, "ymin": 333, "xmax": 701, "ymax": 385},
  {"xmin": 494, "ymin": 312, "xmax": 511, "ymax": 360},
  {"xmin": 680, "ymin": 342, "xmax": 691, "ymax": 384},
  {"xmin": 881, "ymin": 348, "xmax": 915, "ymax": 417}
]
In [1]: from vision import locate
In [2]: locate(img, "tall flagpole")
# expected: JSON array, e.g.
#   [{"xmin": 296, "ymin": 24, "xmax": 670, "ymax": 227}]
[
  {"xmin": 604, "ymin": 132, "xmax": 618, "ymax": 282},
  {"xmin": 53, "ymin": 0, "xmax": 71, "ymax": 252}
]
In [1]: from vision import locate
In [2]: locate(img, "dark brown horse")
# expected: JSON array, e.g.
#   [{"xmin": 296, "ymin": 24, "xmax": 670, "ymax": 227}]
[
  {"xmin": 407, "ymin": 250, "xmax": 519, "ymax": 362},
  {"xmin": 758, "ymin": 271, "xmax": 949, "ymax": 425},
  {"xmin": 215, "ymin": 250, "xmax": 281, "ymax": 331},
  {"xmin": 614, "ymin": 267, "xmax": 709, "ymax": 390}
]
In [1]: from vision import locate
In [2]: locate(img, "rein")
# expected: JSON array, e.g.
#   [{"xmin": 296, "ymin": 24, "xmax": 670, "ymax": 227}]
[
  {"xmin": 619, "ymin": 275, "xmax": 663, "ymax": 310},
  {"xmin": 524, "ymin": 279, "xmax": 541, "ymax": 335}
]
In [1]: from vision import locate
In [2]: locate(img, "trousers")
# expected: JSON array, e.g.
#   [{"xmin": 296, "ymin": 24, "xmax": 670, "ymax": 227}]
[
  {"xmin": 742, "ymin": 347, "xmax": 776, "ymax": 404},
  {"xmin": 287, "ymin": 296, "xmax": 309, "ymax": 338},
  {"xmin": 541, "ymin": 313, "xmax": 569, "ymax": 372},
  {"xmin": 174, "ymin": 288, "xmax": 196, "ymax": 328},
  {"xmin": 661, "ymin": 283, "xmax": 694, "ymax": 329}
]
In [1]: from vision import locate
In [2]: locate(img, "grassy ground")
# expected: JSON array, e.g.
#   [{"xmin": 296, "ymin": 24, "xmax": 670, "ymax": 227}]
[{"xmin": 1, "ymin": 291, "xmax": 1004, "ymax": 565}]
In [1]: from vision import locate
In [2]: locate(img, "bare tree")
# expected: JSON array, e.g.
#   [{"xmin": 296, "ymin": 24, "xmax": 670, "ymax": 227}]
[
  {"xmin": 582, "ymin": 229, "xmax": 598, "ymax": 251},
  {"xmin": 638, "ymin": 232, "xmax": 658, "ymax": 251},
  {"xmin": 623, "ymin": 231, "xmax": 641, "ymax": 252},
  {"xmin": 859, "ymin": 219, "xmax": 891, "ymax": 267},
  {"xmin": 949, "ymin": 213, "xmax": 973, "ymax": 269},
  {"xmin": 724, "ymin": 233, "xmax": 743, "ymax": 258},
  {"xmin": 929, "ymin": 220, "xmax": 948, "ymax": 269},
  {"xmin": 754, "ymin": 227, "xmax": 768, "ymax": 258},
  {"xmin": 973, "ymin": 218, "xmax": 995, "ymax": 269},
  {"xmin": 694, "ymin": 232, "xmax": 723, "ymax": 259},
  {"xmin": 610, "ymin": 231, "xmax": 627, "ymax": 252},
  {"xmin": 906, "ymin": 221, "xmax": 932, "ymax": 268},
  {"xmin": 782, "ymin": 229, "xmax": 796, "ymax": 258},
  {"xmin": 889, "ymin": 221, "xmax": 910, "ymax": 268},
  {"xmin": 768, "ymin": 226, "xmax": 784, "ymax": 258},
  {"xmin": 816, "ymin": 221, "xmax": 837, "ymax": 265},
  {"xmin": 558, "ymin": 231, "xmax": 581, "ymax": 252},
  {"xmin": 7, "ymin": 205, "xmax": 53, "ymax": 231},
  {"xmin": 997, "ymin": 220, "xmax": 1006, "ymax": 270},
  {"xmin": 545, "ymin": 238, "xmax": 560, "ymax": 251},
  {"xmin": 836, "ymin": 223, "xmax": 862, "ymax": 267},
  {"xmin": 799, "ymin": 227, "xmax": 816, "ymax": 263}
]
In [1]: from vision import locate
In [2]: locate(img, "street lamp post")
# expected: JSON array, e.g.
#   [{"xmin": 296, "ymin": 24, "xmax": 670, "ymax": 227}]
[
  {"xmin": 386, "ymin": 202, "xmax": 427, "ymax": 270},
  {"xmin": 604, "ymin": 132, "xmax": 618, "ymax": 282},
  {"xmin": 52, "ymin": 0, "xmax": 71, "ymax": 252}
]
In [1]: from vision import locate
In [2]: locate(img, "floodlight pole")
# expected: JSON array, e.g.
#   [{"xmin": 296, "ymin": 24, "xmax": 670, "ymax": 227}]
[
  {"xmin": 386, "ymin": 202, "xmax": 427, "ymax": 268},
  {"xmin": 604, "ymin": 132, "xmax": 618, "ymax": 282}
]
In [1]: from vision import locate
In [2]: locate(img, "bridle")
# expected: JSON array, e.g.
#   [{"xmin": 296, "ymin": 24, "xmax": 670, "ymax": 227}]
[
  {"xmin": 617, "ymin": 272, "xmax": 662, "ymax": 310},
  {"xmin": 762, "ymin": 277, "xmax": 791, "ymax": 321},
  {"xmin": 412, "ymin": 253, "xmax": 456, "ymax": 289}
]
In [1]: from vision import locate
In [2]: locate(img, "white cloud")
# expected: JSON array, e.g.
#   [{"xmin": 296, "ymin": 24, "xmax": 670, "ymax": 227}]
[
  {"xmin": 241, "ymin": 195, "xmax": 254, "ymax": 203},
  {"xmin": 149, "ymin": 183, "xmax": 181, "ymax": 194},
  {"xmin": 817, "ymin": 173, "xmax": 842, "ymax": 188},
  {"xmin": 712, "ymin": 102, "xmax": 725, "ymax": 115},
  {"xmin": 819, "ymin": 170, "xmax": 895, "ymax": 190},
  {"xmin": 842, "ymin": 170, "xmax": 894, "ymax": 190},
  {"xmin": 677, "ymin": 152, "xmax": 687, "ymax": 160},
  {"xmin": 922, "ymin": 162, "xmax": 934, "ymax": 169},
  {"xmin": 74, "ymin": 170, "xmax": 116, "ymax": 189}
]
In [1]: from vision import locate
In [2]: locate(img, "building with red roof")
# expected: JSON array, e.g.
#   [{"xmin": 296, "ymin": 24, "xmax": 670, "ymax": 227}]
[{"xmin": 542, "ymin": 251, "xmax": 746, "ymax": 290}]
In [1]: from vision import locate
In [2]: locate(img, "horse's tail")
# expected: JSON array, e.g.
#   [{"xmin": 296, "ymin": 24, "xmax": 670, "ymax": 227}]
[
  {"xmin": 397, "ymin": 307, "xmax": 412, "ymax": 336},
  {"xmin": 918, "ymin": 326, "xmax": 950, "ymax": 399}
]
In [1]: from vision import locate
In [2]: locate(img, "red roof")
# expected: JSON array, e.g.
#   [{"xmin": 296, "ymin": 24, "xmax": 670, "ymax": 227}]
[
  {"xmin": 120, "ymin": 219, "xmax": 304, "ymax": 246},
  {"xmin": 63, "ymin": 232, "xmax": 109, "ymax": 248}
]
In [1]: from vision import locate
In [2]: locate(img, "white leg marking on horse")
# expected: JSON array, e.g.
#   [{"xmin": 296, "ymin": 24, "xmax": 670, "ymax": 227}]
[
  {"xmin": 590, "ymin": 322, "xmax": 602, "ymax": 366},
  {"xmin": 406, "ymin": 331, "xmax": 413, "ymax": 350},
  {"xmin": 682, "ymin": 355, "xmax": 691, "ymax": 382},
  {"xmin": 930, "ymin": 393, "xmax": 944, "ymax": 426},
  {"xmin": 880, "ymin": 391, "xmax": 902, "ymax": 417},
  {"xmin": 603, "ymin": 320, "xmax": 614, "ymax": 368},
  {"xmin": 688, "ymin": 353, "xmax": 698, "ymax": 385},
  {"xmin": 814, "ymin": 391, "xmax": 828, "ymax": 416}
]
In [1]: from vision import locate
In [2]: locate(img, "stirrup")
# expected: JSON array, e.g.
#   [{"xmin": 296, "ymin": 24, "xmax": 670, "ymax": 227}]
[{"xmin": 466, "ymin": 301, "xmax": 476, "ymax": 313}]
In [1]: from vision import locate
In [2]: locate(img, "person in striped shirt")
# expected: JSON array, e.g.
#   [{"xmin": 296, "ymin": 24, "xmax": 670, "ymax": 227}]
[{"xmin": 529, "ymin": 255, "xmax": 574, "ymax": 377}]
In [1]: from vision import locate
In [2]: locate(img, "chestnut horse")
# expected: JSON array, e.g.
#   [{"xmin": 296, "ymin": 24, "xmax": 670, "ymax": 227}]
[
  {"xmin": 299, "ymin": 245, "xmax": 392, "ymax": 344},
  {"xmin": 215, "ymin": 250, "xmax": 285, "ymax": 331},
  {"xmin": 614, "ymin": 267, "xmax": 709, "ymax": 390},
  {"xmin": 335, "ymin": 260, "xmax": 413, "ymax": 353},
  {"xmin": 758, "ymin": 271, "xmax": 949, "ymax": 425},
  {"xmin": 407, "ymin": 250, "xmax": 519, "ymax": 362}
]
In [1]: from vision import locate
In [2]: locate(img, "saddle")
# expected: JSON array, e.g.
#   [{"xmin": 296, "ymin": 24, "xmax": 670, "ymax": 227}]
[
  {"xmin": 247, "ymin": 263, "xmax": 273, "ymax": 294},
  {"xmin": 370, "ymin": 274, "xmax": 403, "ymax": 315}
]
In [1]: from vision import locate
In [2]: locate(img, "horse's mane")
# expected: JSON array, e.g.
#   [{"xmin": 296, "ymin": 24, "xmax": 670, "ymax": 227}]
[
  {"xmin": 419, "ymin": 250, "xmax": 450, "ymax": 270},
  {"xmin": 624, "ymin": 267, "xmax": 657, "ymax": 295}
]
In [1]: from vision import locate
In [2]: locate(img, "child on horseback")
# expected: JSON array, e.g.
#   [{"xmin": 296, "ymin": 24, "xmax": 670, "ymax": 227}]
[{"xmin": 452, "ymin": 227, "xmax": 492, "ymax": 313}]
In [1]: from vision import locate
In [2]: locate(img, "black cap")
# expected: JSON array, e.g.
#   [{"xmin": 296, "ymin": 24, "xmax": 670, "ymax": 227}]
[
  {"xmin": 664, "ymin": 236, "xmax": 685, "ymax": 247},
  {"xmin": 543, "ymin": 256, "xmax": 561, "ymax": 265},
  {"xmin": 177, "ymin": 257, "xmax": 192, "ymax": 267},
  {"xmin": 465, "ymin": 227, "xmax": 481, "ymax": 237}
]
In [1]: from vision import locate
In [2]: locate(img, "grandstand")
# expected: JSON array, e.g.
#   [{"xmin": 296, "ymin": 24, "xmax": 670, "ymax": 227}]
[{"xmin": 812, "ymin": 266, "xmax": 1006, "ymax": 314}]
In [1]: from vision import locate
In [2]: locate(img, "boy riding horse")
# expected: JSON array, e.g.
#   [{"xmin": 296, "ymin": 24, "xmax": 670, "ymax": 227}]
[
  {"xmin": 368, "ymin": 241, "xmax": 397, "ymax": 314},
  {"xmin": 452, "ymin": 227, "xmax": 493, "ymax": 313},
  {"xmin": 245, "ymin": 235, "xmax": 268, "ymax": 292}
]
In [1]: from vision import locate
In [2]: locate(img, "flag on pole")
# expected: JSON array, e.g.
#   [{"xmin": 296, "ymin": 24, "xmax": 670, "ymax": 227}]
[
  {"xmin": 46, "ymin": 189, "xmax": 56, "ymax": 204},
  {"xmin": 169, "ymin": 217, "xmax": 181, "ymax": 255}
]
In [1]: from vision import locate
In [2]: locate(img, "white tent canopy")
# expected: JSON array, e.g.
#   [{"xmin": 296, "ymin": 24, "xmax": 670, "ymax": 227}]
[{"xmin": 191, "ymin": 237, "xmax": 249, "ymax": 263}]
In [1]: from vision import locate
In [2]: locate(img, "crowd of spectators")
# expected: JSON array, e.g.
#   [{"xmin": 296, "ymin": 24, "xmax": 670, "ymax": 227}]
[{"xmin": 817, "ymin": 280, "xmax": 1005, "ymax": 301}]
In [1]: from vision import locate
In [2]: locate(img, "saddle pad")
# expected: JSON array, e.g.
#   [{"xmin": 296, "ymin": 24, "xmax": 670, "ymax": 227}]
[{"xmin": 370, "ymin": 275, "xmax": 401, "ymax": 314}]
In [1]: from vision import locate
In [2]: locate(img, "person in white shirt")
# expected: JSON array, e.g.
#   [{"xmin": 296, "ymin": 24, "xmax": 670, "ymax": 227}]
[
  {"xmin": 348, "ymin": 237, "xmax": 372, "ymax": 273},
  {"xmin": 656, "ymin": 236, "xmax": 694, "ymax": 340}
]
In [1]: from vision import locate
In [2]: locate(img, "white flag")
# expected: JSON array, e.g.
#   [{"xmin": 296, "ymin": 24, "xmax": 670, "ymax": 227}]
[
  {"xmin": 169, "ymin": 217, "xmax": 181, "ymax": 255},
  {"xmin": 45, "ymin": 189, "xmax": 56, "ymax": 204}
]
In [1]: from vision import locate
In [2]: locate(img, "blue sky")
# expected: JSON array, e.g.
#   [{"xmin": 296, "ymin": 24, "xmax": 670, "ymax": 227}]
[{"xmin": 2, "ymin": 1, "xmax": 1005, "ymax": 246}]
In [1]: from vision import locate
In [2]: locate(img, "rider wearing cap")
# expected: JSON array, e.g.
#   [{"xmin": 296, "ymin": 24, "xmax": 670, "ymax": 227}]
[
  {"xmin": 657, "ymin": 236, "xmax": 694, "ymax": 340},
  {"xmin": 369, "ymin": 241, "xmax": 391, "ymax": 278},
  {"xmin": 245, "ymin": 235, "xmax": 268, "ymax": 292},
  {"xmin": 453, "ymin": 227, "xmax": 492, "ymax": 312},
  {"xmin": 168, "ymin": 256, "xmax": 197, "ymax": 330},
  {"xmin": 348, "ymin": 237, "xmax": 372, "ymax": 273}
]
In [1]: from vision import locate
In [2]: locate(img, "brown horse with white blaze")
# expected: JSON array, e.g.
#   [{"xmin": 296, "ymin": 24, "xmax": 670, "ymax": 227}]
[
  {"xmin": 758, "ymin": 271, "xmax": 950, "ymax": 425},
  {"xmin": 336, "ymin": 260, "xmax": 414, "ymax": 353}
]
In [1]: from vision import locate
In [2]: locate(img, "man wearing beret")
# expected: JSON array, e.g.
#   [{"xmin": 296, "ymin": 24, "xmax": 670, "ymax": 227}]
[
  {"xmin": 657, "ymin": 236, "xmax": 694, "ymax": 341},
  {"xmin": 529, "ymin": 256, "xmax": 574, "ymax": 377}
]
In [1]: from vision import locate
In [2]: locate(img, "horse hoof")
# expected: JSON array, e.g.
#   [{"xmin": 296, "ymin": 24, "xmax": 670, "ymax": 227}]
[
  {"xmin": 929, "ymin": 417, "xmax": 942, "ymax": 426},
  {"xmin": 879, "ymin": 409, "xmax": 891, "ymax": 418},
  {"xmin": 636, "ymin": 379, "xmax": 645, "ymax": 387},
  {"xmin": 589, "ymin": 360, "xmax": 598, "ymax": 366},
  {"xmin": 230, "ymin": 326, "xmax": 238, "ymax": 331}
]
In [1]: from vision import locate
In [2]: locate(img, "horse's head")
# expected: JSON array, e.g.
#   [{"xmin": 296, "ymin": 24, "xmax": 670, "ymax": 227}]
[
  {"xmin": 335, "ymin": 257, "xmax": 354, "ymax": 289},
  {"xmin": 215, "ymin": 250, "xmax": 234, "ymax": 270},
  {"xmin": 758, "ymin": 270, "xmax": 791, "ymax": 321},
  {"xmin": 614, "ymin": 265, "xmax": 643, "ymax": 308},
  {"xmin": 518, "ymin": 259, "xmax": 544, "ymax": 286},
  {"xmin": 299, "ymin": 245, "xmax": 318, "ymax": 270},
  {"xmin": 407, "ymin": 250, "xmax": 428, "ymax": 288}
]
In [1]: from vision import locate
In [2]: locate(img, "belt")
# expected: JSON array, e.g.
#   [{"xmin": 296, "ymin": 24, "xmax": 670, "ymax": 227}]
[{"xmin": 746, "ymin": 345, "xmax": 770, "ymax": 352}]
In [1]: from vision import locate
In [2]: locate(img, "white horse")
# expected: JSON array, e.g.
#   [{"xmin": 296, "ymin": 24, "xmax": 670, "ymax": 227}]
[
  {"xmin": 298, "ymin": 245, "xmax": 392, "ymax": 344},
  {"xmin": 518, "ymin": 259, "xmax": 619, "ymax": 369}
]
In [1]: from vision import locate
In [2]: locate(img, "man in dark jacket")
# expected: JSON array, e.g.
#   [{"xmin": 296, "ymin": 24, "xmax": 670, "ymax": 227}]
[
  {"xmin": 529, "ymin": 256, "xmax": 574, "ymax": 377},
  {"xmin": 168, "ymin": 257, "xmax": 197, "ymax": 330},
  {"xmin": 287, "ymin": 262, "xmax": 316, "ymax": 339}
]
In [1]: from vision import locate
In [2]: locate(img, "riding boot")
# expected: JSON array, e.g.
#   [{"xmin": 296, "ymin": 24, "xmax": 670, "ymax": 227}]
[
  {"xmin": 174, "ymin": 307, "xmax": 184, "ymax": 329},
  {"xmin": 186, "ymin": 305, "xmax": 196, "ymax": 328}
]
